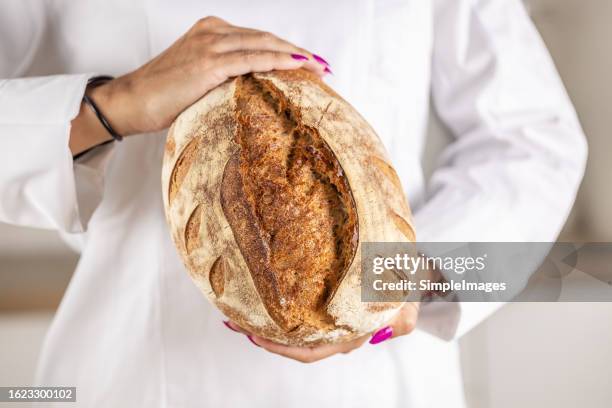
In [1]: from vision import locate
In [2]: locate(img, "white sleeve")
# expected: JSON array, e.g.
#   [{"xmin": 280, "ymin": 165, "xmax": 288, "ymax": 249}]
[
  {"xmin": 415, "ymin": 0, "xmax": 587, "ymax": 340},
  {"xmin": 0, "ymin": 1, "xmax": 115, "ymax": 233}
]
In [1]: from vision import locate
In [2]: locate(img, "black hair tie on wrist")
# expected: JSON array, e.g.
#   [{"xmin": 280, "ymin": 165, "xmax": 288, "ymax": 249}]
[{"xmin": 83, "ymin": 75, "xmax": 123, "ymax": 142}]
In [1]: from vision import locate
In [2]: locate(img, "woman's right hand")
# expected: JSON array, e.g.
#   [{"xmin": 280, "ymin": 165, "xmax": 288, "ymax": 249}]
[{"xmin": 70, "ymin": 16, "xmax": 329, "ymax": 154}]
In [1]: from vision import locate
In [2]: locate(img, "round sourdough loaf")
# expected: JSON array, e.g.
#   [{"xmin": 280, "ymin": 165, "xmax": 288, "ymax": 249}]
[{"xmin": 162, "ymin": 69, "xmax": 415, "ymax": 346}]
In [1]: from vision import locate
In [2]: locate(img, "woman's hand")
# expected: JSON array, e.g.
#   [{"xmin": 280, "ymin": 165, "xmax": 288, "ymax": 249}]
[
  {"xmin": 225, "ymin": 302, "xmax": 420, "ymax": 364},
  {"xmin": 222, "ymin": 257, "xmax": 442, "ymax": 363},
  {"xmin": 70, "ymin": 16, "xmax": 329, "ymax": 154}
]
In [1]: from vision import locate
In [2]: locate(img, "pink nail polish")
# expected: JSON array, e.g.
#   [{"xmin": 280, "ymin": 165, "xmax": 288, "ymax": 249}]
[
  {"xmin": 324, "ymin": 66, "xmax": 333, "ymax": 75},
  {"xmin": 312, "ymin": 54, "xmax": 330, "ymax": 66},
  {"xmin": 247, "ymin": 335, "xmax": 261, "ymax": 347},
  {"xmin": 222, "ymin": 320, "xmax": 239, "ymax": 332},
  {"xmin": 291, "ymin": 53, "xmax": 309, "ymax": 61},
  {"xmin": 369, "ymin": 326, "xmax": 393, "ymax": 345}
]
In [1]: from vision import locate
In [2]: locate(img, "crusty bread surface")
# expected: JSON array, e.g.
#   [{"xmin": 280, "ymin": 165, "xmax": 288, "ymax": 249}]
[{"xmin": 162, "ymin": 69, "xmax": 414, "ymax": 345}]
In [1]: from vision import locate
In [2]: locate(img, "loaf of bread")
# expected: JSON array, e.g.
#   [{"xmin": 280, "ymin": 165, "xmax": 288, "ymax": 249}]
[{"xmin": 162, "ymin": 69, "xmax": 415, "ymax": 346}]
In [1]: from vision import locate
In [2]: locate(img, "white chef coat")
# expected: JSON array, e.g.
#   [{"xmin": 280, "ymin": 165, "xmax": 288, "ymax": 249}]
[{"xmin": 0, "ymin": 0, "xmax": 587, "ymax": 407}]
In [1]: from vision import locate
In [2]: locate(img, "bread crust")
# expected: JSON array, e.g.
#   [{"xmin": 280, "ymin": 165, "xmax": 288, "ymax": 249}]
[{"xmin": 162, "ymin": 69, "xmax": 414, "ymax": 345}]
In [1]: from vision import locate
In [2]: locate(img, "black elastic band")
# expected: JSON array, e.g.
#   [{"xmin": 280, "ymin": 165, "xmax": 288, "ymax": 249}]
[{"xmin": 83, "ymin": 75, "xmax": 123, "ymax": 141}]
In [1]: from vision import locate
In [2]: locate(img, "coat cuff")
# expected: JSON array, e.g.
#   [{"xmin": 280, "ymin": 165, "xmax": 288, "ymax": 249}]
[{"xmin": 0, "ymin": 74, "xmax": 115, "ymax": 232}]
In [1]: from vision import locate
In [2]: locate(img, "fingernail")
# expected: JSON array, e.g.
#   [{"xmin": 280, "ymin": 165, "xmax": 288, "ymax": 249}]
[
  {"xmin": 247, "ymin": 335, "xmax": 261, "ymax": 347},
  {"xmin": 291, "ymin": 53, "xmax": 309, "ymax": 61},
  {"xmin": 312, "ymin": 54, "xmax": 330, "ymax": 66},
  {"xmin": 369, "ymin": 326, "xmax": 393, "ymax": 345},
  {"xmin": 222, "ymin": 320, "xmax": 239, "ymax": 332},
  {"xmin": 324, "ymin": 66, "xmax": 333, "ymax": 75}
]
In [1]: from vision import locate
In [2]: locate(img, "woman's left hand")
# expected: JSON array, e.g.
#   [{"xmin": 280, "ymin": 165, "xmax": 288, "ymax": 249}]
[{"xmin": 224, "ymin": 302, "xmax": 420, "ymax": 363}]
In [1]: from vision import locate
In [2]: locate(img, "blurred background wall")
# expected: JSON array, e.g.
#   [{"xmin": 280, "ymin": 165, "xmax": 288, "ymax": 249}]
[
  {"xmin": 1, "ymin": 0, "xmax": 611, "ymax": 407},
  {"xmin": 532, "ymin": 0, "xmax": 612, "ymax": 242}
]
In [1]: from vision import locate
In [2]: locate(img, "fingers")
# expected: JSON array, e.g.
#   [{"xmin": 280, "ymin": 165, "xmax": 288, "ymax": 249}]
[
  {"xmin": 210, "ymin": 31, "xmax": 325, "ymax": 74},
  {"xmin": 222, "ymin": 320, "xmax": 368, "ymax": 363},
  {"xmin": 190, "ymin": 16, "xmax": 329, "ymax": 77},
  {"xmin": 250, "ymin": 334, "xmax": 370, "ymax": 364},
  {"xmin": 369, "ymin": 302, "xmax": 420, "ymax": 345},
  {"xmin": 389, "ymin": 302, "xmax": 420, "ymax": 337},
  {"xmin": 223, "ymin": 320, "xmax": 265, "ymax": 348},
  {"xmin": 223, "ymin": 320, "xmax": 249, "ymax": 335},
  {"xmin": 211, "ymin": 50, "xmax": 323, "ymax": 82},
  {"xmin": 222, "ymin": 302, "xmax": 419, "ymax": 364},
  {"xmin": 208, "ymin": 30, "xmax": 308, "ymax": 57}
]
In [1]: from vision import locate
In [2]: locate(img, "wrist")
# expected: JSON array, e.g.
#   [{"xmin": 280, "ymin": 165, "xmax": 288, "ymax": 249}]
[{"xmin": 88, "ymin": 76, "xmax": 140, "ymax": 136}]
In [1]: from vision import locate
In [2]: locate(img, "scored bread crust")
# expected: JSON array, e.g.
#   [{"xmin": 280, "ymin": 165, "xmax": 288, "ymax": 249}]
[{"xmin": 162, "ymin": 69, "xmax": 415, "ymax": 346}]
